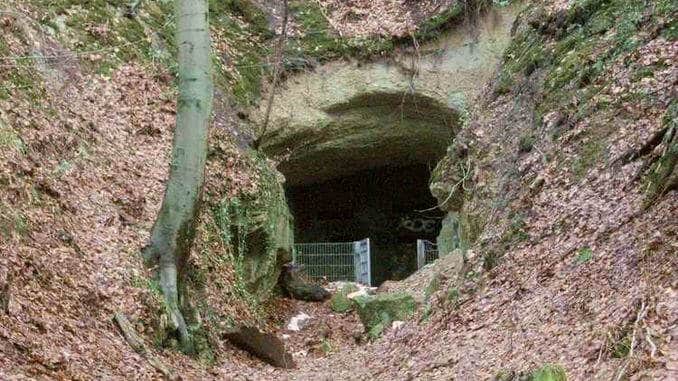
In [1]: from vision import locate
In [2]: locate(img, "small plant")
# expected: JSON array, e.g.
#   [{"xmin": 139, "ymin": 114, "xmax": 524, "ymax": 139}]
[
  {"xmin": 330, "ymin": 291, "xmax": 353, "ymax": 313},
  {"xmin": 519, "ymin": 133, "xmax": 536, "ymax": 153},
  {"xmin": 483, "ymin": 251, "xmax": 500, "ymax": 271},
  {"xmin": 576, "ymin": 247, "xmax": 593, "ymax": 264},
  {"xmin": 611, "ymin": 333, "xmax": 632, "ymax": 358},
  {"xmin": 529, "ymin": 364, "xmax": 567, "ymax": 381},
  {"xmin": 424, "ymin": 274, "xmax": 442, "ymax": 303},
  {"xmin": 446, "ymin": 287, "xmax": 461, "ymax": 308},
  {"xmin": 320, "ymin": 338, "xmax": 332, "ymax": 355}
]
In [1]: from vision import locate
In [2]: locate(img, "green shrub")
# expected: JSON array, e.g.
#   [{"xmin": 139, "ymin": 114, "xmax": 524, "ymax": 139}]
[
  {"xmin": 519, "ymin": 133, "xmax": 536, "ymax": 153},
  {"xmin": 529, "ymin": 364, "xmax": 567, "ymax": 381},
  {"xmin": 575, "ymin": 247, "xmax": 593, "ymax": 264}
]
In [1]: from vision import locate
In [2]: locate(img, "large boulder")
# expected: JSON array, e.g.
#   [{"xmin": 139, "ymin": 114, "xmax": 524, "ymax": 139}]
[
  {"xmin": 214, "ymin": 153, "xmax": 294, "ymax": 301},
  {"xmin": 354, "ymin": 292, "xmax": 416, "ymax": 338}
]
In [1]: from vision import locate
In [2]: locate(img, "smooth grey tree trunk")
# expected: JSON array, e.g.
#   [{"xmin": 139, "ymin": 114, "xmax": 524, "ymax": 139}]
[{"xmin": 142, "ymin": 0, "xmax": 212, "ymax": 353}]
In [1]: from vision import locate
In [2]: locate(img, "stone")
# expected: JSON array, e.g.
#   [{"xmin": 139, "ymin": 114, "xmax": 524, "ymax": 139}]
[
  {"xmin": 353, "ymin": 292, "xmax": 416, "ymax": 339},
  {"xmin": 286, "ymin": 312, "xmax": 311, "ymax": 332},
  {"xmin": 256, "ymin": 7, "xmax": 518, "ymax": 186},
  {"xmin": 214, "ymin": 153, "xmax": 294, "ymax": 301},
  {"xmin": 281, "ymin": 264, "xmax": 331, "ymax": 302},
  {"xmin": 224, "ymin": 326, "xmax": 296, "ymax": 369}
]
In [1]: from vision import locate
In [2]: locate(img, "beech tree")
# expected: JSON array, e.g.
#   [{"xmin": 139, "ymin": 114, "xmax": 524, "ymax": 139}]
[{"xmin": 142, "ymin": 0, "xmax": 212, "ymax": 352}]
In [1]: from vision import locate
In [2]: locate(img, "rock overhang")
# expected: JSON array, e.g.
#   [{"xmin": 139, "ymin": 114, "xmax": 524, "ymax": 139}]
[{"xmin": 256, "ymin": 6, "xmax": 519, "ymax": 186}]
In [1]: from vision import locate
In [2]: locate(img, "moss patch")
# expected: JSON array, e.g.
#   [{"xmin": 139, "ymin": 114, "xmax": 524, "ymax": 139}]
[
  {"xmin": 529, "ymin": 364, "xmax": 567, "ymax": 381},
  {"xmin": 330, "ymin": 293, "xmax": 353, "ymax": 313},
  {"xmin": 213, "ymin": 150, "xmax": 294, "ymax": 301},
  {"xmin": 354, "ymin": 292, "xmax": 416, "ymax": 339}
]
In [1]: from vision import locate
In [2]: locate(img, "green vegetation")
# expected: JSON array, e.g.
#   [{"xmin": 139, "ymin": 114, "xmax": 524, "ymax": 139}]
[
  {"xmin": 320, "ymin": 338, "xmax": 333, "ymax": 354},
  {"xmin": 330, "ymin": 284, "xmax": 358, "ymax": 313},
  {"xmin": 495, "ymin": 25, "xmax": 546, "ymax": 94},
  {"xmin": 354, "ymin": 292, "xmax": 416, "ymax": 339},
  {"xmin": 213, "ymin": 151, "xmax": 294, "ymax": 301},
  {"xmin": 29, "ymin": 0, "xmax": 176, "ymax": 74},
  {"xmin": 330, "ymin": 292, "xmax": 353, "ymax": 313},
  {"xmin": 502, "ymin": 212, "xmax": 529, "ymax": 244},
  {"xmin": 483, "ymin": 250, "xmax": 501, "ymax": 271},
  {"xmin": 285, "ymin": 0, "xmax": 393, "ymax": 67},
  {"xmin": 210, "ymin": 0, "xmax": 272, "ymax": 105},
  {"xmin": 575, "ymin": 247, "xmax": 593, "ymax": 264},
  {"xmin": 424, "ymin": 273, "xmax": 442, "ymax": 303},
  {"xmin": 571, "ymin": 137, "xmax": 605, "ymax": 179},
  {"xmin": 518, "ymin": 133, "xmax": 536, "ymax": 153},
  {"xmin": 529, "ymin": 364, "xmax": 567, "ymax": 381},
  {"xmin": 643, "ymin": 101, "xmax": 677, "ymax": 205},
  {"xmin": 0, "ymin": 123, "xmax": 24, "ymax": 152},
  {"xmin": 493, "ymin": 0, "xmax": 678, "ymax": 183},
  {"xmin": 611, "ymin": 331, "xmax": 632, "ymax": 358},
  {"xmin": 0, "ymin": 28, "xmax": 47, "ymax": 101},
  {"xmin": 446, "ymin": 287, "xmax": 461, "ymax": 308},
  {"xmin": 0, "ymin": 205, "xmax": 29, "ymax": 239},
  {"xmin": 411, "ymin": 3, "xmax": 464, "ymax": 41}
]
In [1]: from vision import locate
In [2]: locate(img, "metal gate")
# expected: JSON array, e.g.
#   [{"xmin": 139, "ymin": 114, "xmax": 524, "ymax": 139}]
[
  {"xmin": 293, "ymin": 238, "xmax": 371, "ymax": 286},
  {"xmin": 416, "ymin": 239, "xmax": 438, "ymax": 269}
]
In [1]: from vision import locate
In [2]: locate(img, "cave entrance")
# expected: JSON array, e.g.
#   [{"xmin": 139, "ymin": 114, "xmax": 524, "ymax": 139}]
[{"xmin": 286, "ymin": 164, "xmax": 444, "ymax": 286}]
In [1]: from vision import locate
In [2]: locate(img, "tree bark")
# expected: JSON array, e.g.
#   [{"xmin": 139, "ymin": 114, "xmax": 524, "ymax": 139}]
[{"xmin": 142, "ymin": 0, "xmax": 212, "ymax": 353}]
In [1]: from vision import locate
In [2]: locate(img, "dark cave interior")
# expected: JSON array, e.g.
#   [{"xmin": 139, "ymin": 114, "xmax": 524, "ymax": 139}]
[{"xmin": 286, "ymin": 164, "xmax": 444, "ymax": 285}]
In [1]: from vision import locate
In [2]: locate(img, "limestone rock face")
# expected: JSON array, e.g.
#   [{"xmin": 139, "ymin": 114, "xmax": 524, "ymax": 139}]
[
  {"xmin": 353, "ymin": 292, "xmax": 416, "ymax": 338},
  {"xmin": 256, "ymin": 7, "xmax": 518, "ymax": 187}
]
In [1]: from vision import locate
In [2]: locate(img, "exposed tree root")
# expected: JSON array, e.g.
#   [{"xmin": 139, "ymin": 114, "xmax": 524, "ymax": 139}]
[{"xmin": 113, "ymin": 312, "xmax": 178, "ymax": 380}]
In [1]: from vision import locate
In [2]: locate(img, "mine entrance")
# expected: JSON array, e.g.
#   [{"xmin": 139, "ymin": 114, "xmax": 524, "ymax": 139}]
[{"xmin": 286, "ymin": 164, "xmax": 443, "ymax": 286}]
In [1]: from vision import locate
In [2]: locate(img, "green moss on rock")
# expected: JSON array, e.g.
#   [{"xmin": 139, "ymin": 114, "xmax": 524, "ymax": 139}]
[
  {"xmin": 330, "ymin": 283, "xmax": 360, "ymax": 313},
  {"xmin": 213, "ymin": 151, "xmax": 294, "ymax": 301},
  {"xmin": 330, "ymin": 292, "xmax": 353, "ymax": 313},
  {"xmin": 353, "ymin": 292, "xmax": 416, "ymax": 339}
]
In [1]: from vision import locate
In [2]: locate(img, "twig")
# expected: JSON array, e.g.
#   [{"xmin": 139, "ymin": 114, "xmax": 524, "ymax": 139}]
[
  {"xmin": 614, "ymin": 300, "xmax": 649, "ymax": 381},
  {"xmin": 254, "ymin": 0, "xmax": 288, "ymax": 149},
  {"xmin": 645, "ymin": 328, "xmax": 657, "ymax": 359}
]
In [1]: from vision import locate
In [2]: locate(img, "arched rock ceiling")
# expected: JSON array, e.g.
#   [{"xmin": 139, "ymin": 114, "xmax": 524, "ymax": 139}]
[{"xmin": 257, "ymin": 6, "xmax": 518, "ymax": 186}]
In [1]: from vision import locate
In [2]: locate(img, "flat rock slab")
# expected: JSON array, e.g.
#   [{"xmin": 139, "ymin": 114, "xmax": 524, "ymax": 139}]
[{"xmin": 224, "ymin": 326, "xmax": 296, "ymax": 369}]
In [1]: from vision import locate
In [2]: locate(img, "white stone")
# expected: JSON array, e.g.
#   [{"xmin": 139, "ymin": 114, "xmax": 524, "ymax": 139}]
[
  {"xmin": 286, "ymin": 312, "xmax": 311, "ymax": 332},
  {"xmin": 391, "ymin": 321, "xmax": 405, "ymax": 331}
]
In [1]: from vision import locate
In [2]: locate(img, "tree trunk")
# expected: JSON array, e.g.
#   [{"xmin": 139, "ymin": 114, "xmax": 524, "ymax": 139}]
[{"xmin": 142, "ymin": 0, "xmax": 212, "ymax": 353}]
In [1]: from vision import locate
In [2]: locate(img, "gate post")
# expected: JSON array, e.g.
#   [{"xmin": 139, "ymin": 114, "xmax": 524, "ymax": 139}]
[
  {"xmin": 365, "ymin": 238, "xmax": 371, "ymax": 287},
  {"xmin": 416, "ymin": 239, "xmax": 425, "ymax": 269},
  {"xmin": 353, "ymin": 238, "xmax": 371, "ymax": 286}
]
